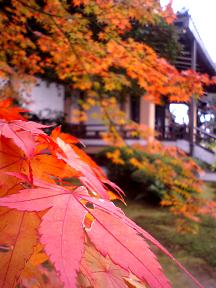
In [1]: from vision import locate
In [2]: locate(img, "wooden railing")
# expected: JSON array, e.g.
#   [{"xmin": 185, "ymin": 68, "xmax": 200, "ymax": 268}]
[
  {"xmin": 156, "ymin": 124, "xmax": 216, "ymax": 152},
  {"xmin": 195, "ymin": 127, "xmax": 216, "ymax": 153},
  {"xmin": 62, "ymin": 123, "xmax": 139, "ymax": 139},
  {"xmin": 155, "ymin": 124, "xmax": 189, "ymax": 141},
  {"xmin": 62, "ymin": 123, "xmax": 216, "ymax": 153}
]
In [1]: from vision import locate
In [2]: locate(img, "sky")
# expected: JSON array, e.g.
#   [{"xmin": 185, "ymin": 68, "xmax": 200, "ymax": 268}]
[
  {"xmin": 161, "ymin": 1, "xmax": 216, "ymax": 124},
  {"xmin": 161, "ymin": 0, "xmax": 216, "ymax": 62}
]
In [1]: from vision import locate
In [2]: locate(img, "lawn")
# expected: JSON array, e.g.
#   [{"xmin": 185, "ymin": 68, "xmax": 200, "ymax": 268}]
[{"xmin": 120, "ymin": 182, "xmax": 216, "ymax": 288}]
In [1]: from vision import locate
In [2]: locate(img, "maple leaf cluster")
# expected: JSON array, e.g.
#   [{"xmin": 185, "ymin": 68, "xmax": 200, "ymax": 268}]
[
  {"xmin": 0, "ymin": 101, "xmax": 204, "ymax": 288},
  {"xmin": 1, "ymin": 0, "xmax": 216, "ymax": 166},
  {"xmin": 0, "ymin": 0, "xmax": 215, "ymax": 285},
  {"xmin": 0, "ymin": 0, "xmax": 215, "ymax": 105}
]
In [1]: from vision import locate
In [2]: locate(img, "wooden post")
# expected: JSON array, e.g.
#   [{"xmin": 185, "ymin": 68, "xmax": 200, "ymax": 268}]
[
  {"xmin": 140, "ymin": 96, "xmax": 155, "ymax": 141},
  {"xmin": 189, "ymin": 39, "xmax": 197, "ymax": 156}
]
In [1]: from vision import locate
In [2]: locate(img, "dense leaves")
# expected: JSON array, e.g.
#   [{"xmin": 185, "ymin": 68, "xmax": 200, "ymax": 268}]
[
  {"xmin": 99, "ymin": 144, "xmax": 204, "ymax": 232},
  {"xmin": 0, "ymin": 104, "xmax": 205, "ymax": 288},
  {"xmin": 0, "ymin": 0, "xmax": 215, "ymax": 106},
  {"xmin": 0, "ymin": 1, "xmax": 214, "ymax": 287}
]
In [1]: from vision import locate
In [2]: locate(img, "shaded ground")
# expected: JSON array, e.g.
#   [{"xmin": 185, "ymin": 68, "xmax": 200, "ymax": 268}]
[{"xmin": 120, "ymin": 182, "xmax": 216, "ymax": 288}]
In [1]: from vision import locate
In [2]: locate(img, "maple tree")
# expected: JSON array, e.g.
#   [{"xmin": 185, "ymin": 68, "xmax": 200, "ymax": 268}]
[
  {"xmin": 0, "ymin": 1, "xmax": 215, "ymax": 287},
  {"xmin": 0, "ymin": 0, "xmax": 215, "ymax": 146},
  {"xmin": 0, "ymin": 0, "xmax": 215, "ymax": 103},
  {"xmin": 0, "ymin": 99, "xmax": 205, "ymax": 288}
]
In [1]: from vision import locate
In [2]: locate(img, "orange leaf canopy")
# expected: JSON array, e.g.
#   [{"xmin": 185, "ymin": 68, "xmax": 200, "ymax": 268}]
[{"xmin": 0, "ymin": 0, "xmax": 213, "ymax": 103}]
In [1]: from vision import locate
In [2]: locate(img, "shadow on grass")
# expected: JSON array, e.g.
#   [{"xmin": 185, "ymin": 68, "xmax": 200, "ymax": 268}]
[{"xmin": 120, "ymin": 182, "xmax": 216, "ymax": 288}]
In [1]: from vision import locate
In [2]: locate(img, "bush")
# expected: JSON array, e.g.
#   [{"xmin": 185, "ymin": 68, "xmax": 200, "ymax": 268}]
[{"xmin": 98, "ymin": 142, "xmax": 204, "ymax": 230}]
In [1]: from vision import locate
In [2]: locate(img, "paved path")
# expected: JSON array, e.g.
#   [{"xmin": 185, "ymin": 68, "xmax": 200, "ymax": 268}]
[{"xmin": 199, "ymin": 172, "xmax": 216, "ymax": 182}]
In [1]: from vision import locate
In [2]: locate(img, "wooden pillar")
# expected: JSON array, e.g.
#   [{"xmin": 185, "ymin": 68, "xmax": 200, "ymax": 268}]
[
  {"xmin": 189, "ymin": 39, "xmax": 197, "ymax": 156},
  {"xmin": 64, "ymin": 94, "xmax": 72, "ymax": 123},
  {"xmin": 140, "ymin": 96, "xmax": 155, "ymax": 132},
  {"xmin": 122, "ymin": 95, "xmax": 131, "ymax": 119}
]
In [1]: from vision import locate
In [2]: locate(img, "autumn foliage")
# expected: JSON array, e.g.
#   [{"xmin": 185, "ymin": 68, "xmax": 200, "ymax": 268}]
[
  {"xmin": 0, "ymin": 0, "xmax": 215, "ymax": 106},
  {"xmin": 0, "ymin": 1, "xmax": 215, "ymax": 287},
  {"xmin": 0, "ymin": 99, "xmax": 206, "ymax": 288},
  {"xmin": 101, "ymin": 143, "xmax": 204, "ymax": 232},
  {"xmin": 0, "ymin": 0, "xmax": 216, "ymax": 150}
]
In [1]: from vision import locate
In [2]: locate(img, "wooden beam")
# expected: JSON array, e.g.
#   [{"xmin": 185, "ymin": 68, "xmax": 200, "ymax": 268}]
[{"xmin": 189, "ymin": 39, "xmax": 197, "ymax": 156}]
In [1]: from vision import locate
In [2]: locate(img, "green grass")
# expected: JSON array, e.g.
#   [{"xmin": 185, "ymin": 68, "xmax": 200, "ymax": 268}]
[{"xmin": 119, "ymin": 182, "xmax": 216, "ymax": 288}]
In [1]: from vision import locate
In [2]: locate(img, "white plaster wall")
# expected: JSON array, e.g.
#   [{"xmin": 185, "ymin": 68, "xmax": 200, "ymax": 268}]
[
  {"xmin": 23, "ymin": 78, "xmax": 65, "ymax": 119},
  {"xmin": 86, "ymin": 105, "xmax": 106, "ymax": 137},
  {"xmin": 87, "ymin": 105, "xmax": 103, "ymax": 125},
  {"xmin": 206, "ymin": 92, "xmax": 216, "ymax": 102}
]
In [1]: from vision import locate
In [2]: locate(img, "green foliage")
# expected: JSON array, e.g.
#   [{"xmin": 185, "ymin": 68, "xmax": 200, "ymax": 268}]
[
  {"xmin": 123, "ymin": 19, "xmax": 181, "ymax": 63},
  {"xmin": 210, "ymin": 162, "xmax": 216, "ymax": 172},
  {"xmin": 98, "ymin": 146, "xmax": 154, "ymax": 200}
]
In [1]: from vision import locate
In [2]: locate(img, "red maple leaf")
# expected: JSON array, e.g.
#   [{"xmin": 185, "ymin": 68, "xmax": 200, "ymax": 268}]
[
  {"xmin": 0, "ymin": 99, "xmax": 27, "ymax": 121},
  {"xmin": 0, "ymin": 120, "xmax": 48, "ymax": 157},
  {"xmin": 50, "ymin": 127, "xmax": 124, "ymax": 199},
  {"xmin": 0, "ymin": 117, "xmax": 203, "ymax": 288},
  {"xmin": 0, "ymin": 181, "xmax": 171, "ymax": 288},
  {"xmin": 0, "ymin": 178, "xmax": 203, "ymax": 288}
]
